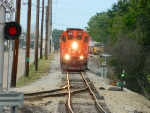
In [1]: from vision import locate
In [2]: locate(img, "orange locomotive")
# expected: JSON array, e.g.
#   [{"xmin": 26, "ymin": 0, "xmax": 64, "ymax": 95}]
[{"xmin": 60, "ymin": 28, "xmax": 90, "ymax": 71}]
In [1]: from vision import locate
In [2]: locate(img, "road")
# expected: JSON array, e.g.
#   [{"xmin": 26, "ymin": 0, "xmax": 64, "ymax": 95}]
[{"xmin": 3, "ymin": 48, "xmax": 38, "ymax": 90}]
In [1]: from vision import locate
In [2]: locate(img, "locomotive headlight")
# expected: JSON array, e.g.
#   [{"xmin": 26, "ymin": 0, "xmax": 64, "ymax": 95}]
[
  {"xmin": 72, "ymin": 42, "xmax": 78, "ymax": 49},
  {"xmin": 64, "ymin": 54, "xmax": 70, "ymax": 60},
  {"xmin": 79, "ymin": 55, "xmax": 84, "ymax": 60}
]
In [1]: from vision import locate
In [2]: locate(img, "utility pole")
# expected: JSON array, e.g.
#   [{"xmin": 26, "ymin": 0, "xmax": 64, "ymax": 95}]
[
  {"xmin": 7, "ymin": 0, "xmax": 14, "ymax": 91},
  {"xmin": 47, "ymin": 0, "xmax": 51, "ymax": 55},
  {"xmin": 49, "ymin": 0, "xmax": 52, "ymax": 53},
  {"xmin": 0, "ymin": 0, "xmax": 5, "ymax": 93},
  {"xmin": 45, "ymin": 5, "xmax": 49, "ymax": 60},
  {"xmin": 40, "ymin": 0, "xmax": 44, "ymax": 59},
  {"xmin": 11, "ymin": 0, "xmax": 21, "ymax": 87},
  {"xmin": 35, "ymin": 0, "xmax": 40, "ymax": 71},
  {"xmin": 25, "ymin": 0, "xmax": 32, "ymax": 77}
]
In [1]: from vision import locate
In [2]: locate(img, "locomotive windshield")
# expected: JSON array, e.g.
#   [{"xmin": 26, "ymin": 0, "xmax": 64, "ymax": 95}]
[
  {"xmin": 68, "ymin": 36, "xmax": 73, "ymax": 40},
  {"xmin": 62, "ymin": 36, "xmax": 66, "ymax": 42},
  {"xmin": 84, "ymin": 36, "xmax": 88, "ymax": 43},
  {"xmin": 76, "ymin": 36, "xmax": 82, "ymax": 40},
  {"xmin": 68, "ymin": 36, "xmax": 82, "ymax": 41}
]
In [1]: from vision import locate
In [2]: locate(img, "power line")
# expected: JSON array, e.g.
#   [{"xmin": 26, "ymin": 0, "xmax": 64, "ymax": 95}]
[
  {"xmin": 57, "ymin": 1, "xmax": 107, "ymax": 9},
  {"xmin": 52, "ymin": 0, "xmax": 59, "ymax": 27},
  {"xmin": 53, "ymin": 17, "xmax": 89, "ymax": 21},
  {"xmin": 52, "ymin": 11, "xmax": 93, "ymax": 16},
  {"xmin": 53, "ymin": 23, "xmax": 88, "ymax": 28},
  {"xmin": 22, "ymin": 0, "xmax": 43, "ymax": 8}
]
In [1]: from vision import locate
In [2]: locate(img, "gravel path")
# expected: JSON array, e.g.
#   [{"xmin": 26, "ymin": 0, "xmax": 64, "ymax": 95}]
[{"xmin": 8, "ymin": 52, "xmax": 150, "ymax": 113}]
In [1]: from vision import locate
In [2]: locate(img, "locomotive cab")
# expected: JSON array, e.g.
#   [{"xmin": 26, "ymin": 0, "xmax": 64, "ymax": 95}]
[{"xmin": 60, "ymin": 28, "xmax": 90, "ymax": 71}]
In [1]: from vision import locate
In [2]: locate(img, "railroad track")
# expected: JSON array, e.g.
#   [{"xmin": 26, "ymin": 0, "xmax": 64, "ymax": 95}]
[
  {"xmin": 24, "ymin": 86, "xmax": 68, "ymax": 101},
  {"xmin": 24, "ymin": 72, "xmax": 110, "ymax": 113},
  {"xmin": 65, "ymin": 72, "xmax": 110, "ymax": 113}
]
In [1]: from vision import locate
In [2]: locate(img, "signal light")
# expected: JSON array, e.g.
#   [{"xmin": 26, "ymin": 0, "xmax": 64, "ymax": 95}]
[
  {"xmin": 121, "ymin": 73, "xmax": 124, "ymax": 77},
  {"xmin": 8, "ymin": 26, "xmax": 17, "ymax": 35},
  {"xmin": 64, "ymin": 54, "xmax": 70, "ymax": 60},
  {"xmin": 122, "ymin": 70, "xmax": 125, "ymax": 77},
  {"xmin": 79, "ymin": 55, "xmax": 84, "ymax": 60},
  {"xmin": 72, "ymin": 42, "xmax": 78, "ymax": 49},
  {"xmin": 4, "ymin": 22, "xmax": 22, "ymax": 40}
]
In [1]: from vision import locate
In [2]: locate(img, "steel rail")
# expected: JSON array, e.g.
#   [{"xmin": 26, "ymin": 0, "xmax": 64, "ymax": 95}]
[
  {"xmin": 71, "ymin": 87, "xmax": 88, "ymax": 93},
  {"xmin": 24, "ymin": 85, "xmax": 88, "ymax": 102},
  {"xmin": 24, "ymin": 85, "xmax": 68, "ymax": 96},
  {"xmin": 66, "ymin": 72, "xmax": 74, "ymax": 113},
  {"xmin": 24, "ymin": 92, "xmax": 68, "ymax": 101},
  {"xmin": 80, "ymin": 72, "xmax": 106, "ymax": 113}
]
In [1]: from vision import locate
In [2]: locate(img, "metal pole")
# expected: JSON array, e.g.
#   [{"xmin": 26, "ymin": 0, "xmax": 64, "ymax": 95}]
[
  {"xmin": 7, "ymin": 0, "xmax": 14, "ymax": 91},
  {"xmin": 0, "ymin": 2, "xmax": 5, "ymax": 93},
  {"xmin": 121, "ymin": 70, "xmax": 125, "ymax": 90},
  {"xmin": 103, "ymin": 65, "xmax": 104, "ymax": 77},
  {"xmin": 0, "ymin": 3, "xmax": 5, "ymax": 112},
  {"xmin": 105, "ymin": 53, "xmax": 106, "ymax": 65}
]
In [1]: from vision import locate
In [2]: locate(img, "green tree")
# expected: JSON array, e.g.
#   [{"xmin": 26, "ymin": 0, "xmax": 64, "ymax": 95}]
[
  {"xmin": 52, "ymin": 29, "xmax": 64, "ymax": 50},
  {"xmin": 86, "ymin": 12, "xmax": 109, "ymax": 44},
  {"xmin": 86, "ymin": 0, "xmax": 150, "ymax": 98}
]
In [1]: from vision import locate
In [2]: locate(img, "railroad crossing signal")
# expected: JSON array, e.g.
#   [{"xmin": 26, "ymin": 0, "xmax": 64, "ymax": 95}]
[
  {"xmin": 0, "ymin": 0, "xmax": 16, "ymax": 14},
  {"xmin": 4, "ymin": 22, "xmax": 22, "ymax": 40},
  {"xmin": 121, "ymin": 70, "xmax": 125, "ymax": 77},
  {"xmin": 121, "ymin": 70, "xmax": 125, "ymax": 90}
]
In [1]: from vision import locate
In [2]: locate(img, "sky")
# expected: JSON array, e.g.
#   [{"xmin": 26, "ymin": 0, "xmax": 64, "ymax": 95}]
[{"xmin": 19, "ymin": 0, "xmax": 119, "ymax": 33}]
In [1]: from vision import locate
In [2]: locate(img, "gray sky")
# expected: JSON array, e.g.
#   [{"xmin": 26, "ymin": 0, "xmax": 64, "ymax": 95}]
[{"xmin": 20, "ymin": 0, "xmax": 118, "ymax": 32}]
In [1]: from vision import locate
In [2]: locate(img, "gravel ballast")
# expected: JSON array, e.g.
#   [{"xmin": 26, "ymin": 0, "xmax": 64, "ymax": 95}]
[{"xmin": 9, "ymin": 52, "xmax": 150, "ymax": 113}]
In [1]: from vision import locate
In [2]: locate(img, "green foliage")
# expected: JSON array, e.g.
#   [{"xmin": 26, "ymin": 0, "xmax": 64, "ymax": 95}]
[
  {"xmin": 109, "ymin": 58, "xmax": 118, "ymax": 67},
  {"xmin": 87, "ymin": 12, "xmax": 109, "ymax": 43},
  {"xmin": 100, "ymin": 58, "xmax": 105, "ymax": 63},
  {"xmin": 122, "ymin": 13, "xmax": 136, "ymax": 29},
  {"xmin": 86, "ymin": 0, "xmax": 150, "ymax": 97},
  {"xmin": 52, "ymin": 29, "xmax": 64, "ymax": 50},
  {"xmin": 145, "ymin": 87, "xmax": 150, "ymax": 94},
  {"xmin": 145, "ymin": 86, "xmax": 150, "ymax": 100},
  {"xmin": 107, "ymin": 74, "xmax": 120, "ymax": 82},
  {"xmin": 108, "ymin": 15, "xmax": 124, "ymax": 42},
  {"xmin": 148, "ymin": 76, "xmax": 150, "ymax": 82}
]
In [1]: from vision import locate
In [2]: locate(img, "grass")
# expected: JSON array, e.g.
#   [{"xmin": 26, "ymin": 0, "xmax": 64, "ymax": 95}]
[
  {"xmin": 100, "ymin": 58, "xmax": 105, "ymax": 63},
  {"xmin": 16, "ymin": 52, "xmax": 54, "ymax": 87},
  {"xmin": 107, "ymin": 73, "xmax": 119, "ymax": 81}
]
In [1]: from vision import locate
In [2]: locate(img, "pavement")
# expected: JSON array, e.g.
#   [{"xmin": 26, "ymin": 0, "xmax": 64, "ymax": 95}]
[{"xmin": 2, "ymin": 48, "xmax": 36, "ymax": 90}]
